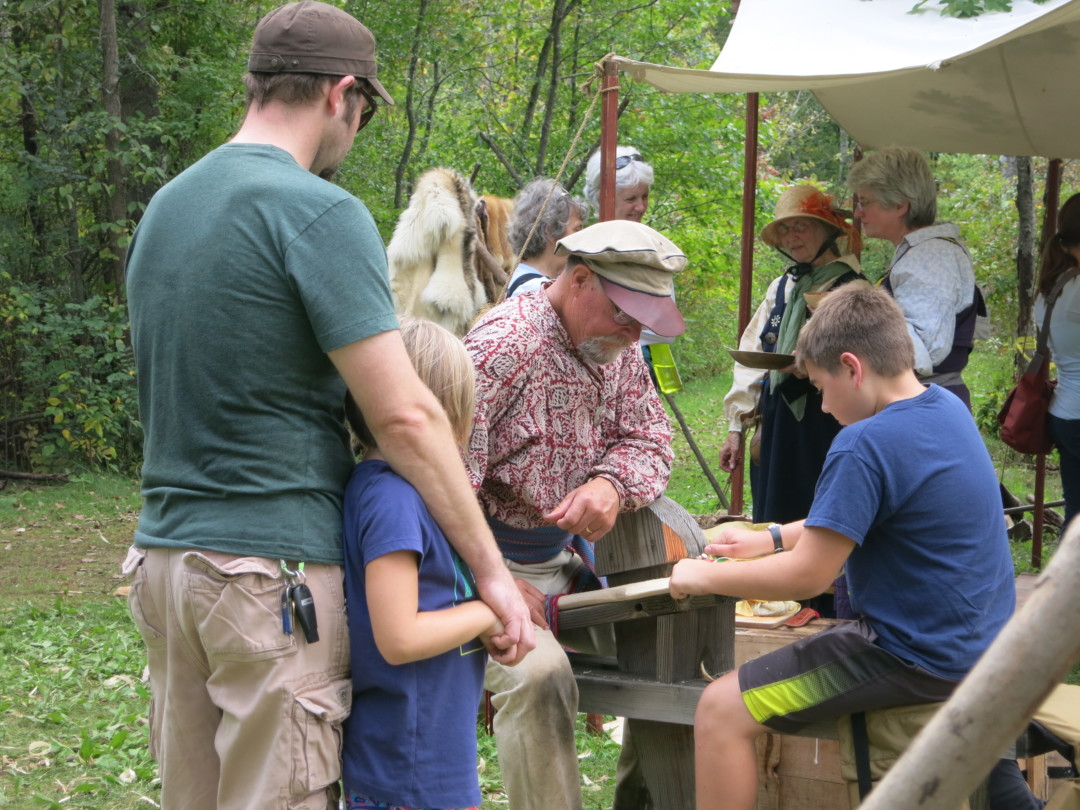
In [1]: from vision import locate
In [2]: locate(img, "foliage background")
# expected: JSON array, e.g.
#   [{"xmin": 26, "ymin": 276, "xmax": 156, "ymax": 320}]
[{"xmin": 0, "ymin": 0, "xmax": 1076, "ymax": 480}]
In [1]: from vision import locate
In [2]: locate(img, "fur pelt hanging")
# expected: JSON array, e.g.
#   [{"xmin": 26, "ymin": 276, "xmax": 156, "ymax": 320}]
[
  {"xmin": 478, "ymin": 194, "xmax": 515, "ymax": 277},
  {"xmin": 387, "ymin": 168, "xmax": 488, "ymax": 337}
]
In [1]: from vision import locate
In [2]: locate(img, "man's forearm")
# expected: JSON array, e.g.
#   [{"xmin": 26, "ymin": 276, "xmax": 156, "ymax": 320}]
[
  {"xmin": 377, "ymin": 412, "xmax": 505, "ymax": 577},
  {"xmin": 328, "ymin": 334, "xmax": 506, "ymax": 578}
]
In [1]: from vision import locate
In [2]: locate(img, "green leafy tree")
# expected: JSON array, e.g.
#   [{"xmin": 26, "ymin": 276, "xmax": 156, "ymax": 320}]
[{"xmin": 911, "ymin": 0, "xmax": 1051, "ymax": 17}]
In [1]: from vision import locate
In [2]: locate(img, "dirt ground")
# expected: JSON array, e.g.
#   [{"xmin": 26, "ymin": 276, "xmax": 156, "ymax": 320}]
[{"xmin": 0, "ymin": 479, "xmax": 138, "ymax": 603}]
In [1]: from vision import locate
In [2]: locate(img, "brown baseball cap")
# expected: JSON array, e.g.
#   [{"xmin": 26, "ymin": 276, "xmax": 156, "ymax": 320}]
[{"xmin": 248, "ymin": 1, "xmax": 394, "ymax": 105}]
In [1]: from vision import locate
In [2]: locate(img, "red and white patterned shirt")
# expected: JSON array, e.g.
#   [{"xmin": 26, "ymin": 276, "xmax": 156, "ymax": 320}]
[{"xmin": 464, "ymin": 289, "xmax": 673, "ymax": 530}]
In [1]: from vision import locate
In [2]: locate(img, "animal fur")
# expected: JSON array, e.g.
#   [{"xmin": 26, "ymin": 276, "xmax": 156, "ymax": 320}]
[
  {"xmin": 478, "ymin": 194, "xmax": 515, "ymax": 276},
  {"xmin": 388, "ymin": 168, "xmax": 487, "ymax": 336},
  {"xmin": 473, "ymin": 198, "xmax": 509, "ymax": 303}
]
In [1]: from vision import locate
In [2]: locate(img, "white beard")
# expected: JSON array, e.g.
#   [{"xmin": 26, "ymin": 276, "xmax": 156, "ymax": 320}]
[{"xmin": 577, "ymin": 336, "xmax": 632, "ymax": 366}]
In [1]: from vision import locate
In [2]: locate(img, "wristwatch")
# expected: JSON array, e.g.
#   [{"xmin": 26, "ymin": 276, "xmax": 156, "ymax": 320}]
[{"xmin": 768, "ymin": 523, "xmax": 785, "ymax": 553}]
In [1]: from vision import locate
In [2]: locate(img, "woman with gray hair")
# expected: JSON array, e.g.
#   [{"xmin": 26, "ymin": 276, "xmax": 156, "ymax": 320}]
[
  {"xmin": 584, "ymin": 145, "xmax": 654, "ymax": 222},
  {"xmin": 504, "ymin": 178, "xmax": 588, "ymax": 298},
  {"xmin": 847, "ymin": 145, "xmax": 983, "ymax": 407}
]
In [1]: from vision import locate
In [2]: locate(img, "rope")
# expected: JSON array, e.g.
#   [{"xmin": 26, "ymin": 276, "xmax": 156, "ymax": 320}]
[{"xmin": 495, "ymin": 56, "xmax": 616, "ymax": 304}]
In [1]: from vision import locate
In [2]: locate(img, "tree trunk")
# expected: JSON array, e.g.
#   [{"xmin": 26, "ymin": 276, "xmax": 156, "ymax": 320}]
[
  {"xmin": 534, "ymin": 0, "xmax": 577, "ymax": 176},
  {"xmin": 520, "ymin": 8, "xmax": 554, "ymax": 145},
  {"xmin": 414, "ymin": 60, "xmax": 442, "ymax": 171},
  {"xmin": 394, "ymin": 0, "xmax": 431, "ymax": 210},
  {"xmin": 100, "ymin": 0, "xmax": 127, "ymax": 290},
  {"xmin": 11, "ymin": 22, "xmax": 48, "ymax": 282},
  {"xmin": 1014, "ymin": 155, "xmax": 1037, "ymax": 361}
]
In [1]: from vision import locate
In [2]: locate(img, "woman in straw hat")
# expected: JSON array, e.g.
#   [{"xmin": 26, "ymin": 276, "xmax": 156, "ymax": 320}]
[{"xmin": 720, "ymin": 185, "xmax": 866, "ymax": 609}]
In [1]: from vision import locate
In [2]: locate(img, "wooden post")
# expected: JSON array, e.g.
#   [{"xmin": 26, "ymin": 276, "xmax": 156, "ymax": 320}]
[
  {"xmin": 731, "ymin": 90, "xmax": 759, "ymax": 517},
  {"xmin": 1033, "ymin": 157, "xmax": 1063, "ymax": 567},
  {"xmin": 857, "ymin": 522, "xmax": 1080, "ymax": 810},
  {"xmin": 599, "ymin": 59, "xmax": 619, "ymax": 222}
]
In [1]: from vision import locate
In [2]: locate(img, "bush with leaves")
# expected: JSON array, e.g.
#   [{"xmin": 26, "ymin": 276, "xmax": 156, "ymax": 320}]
[{"xmin": 1, "ymin": 275, "xmax": 139, "ymax": 473}]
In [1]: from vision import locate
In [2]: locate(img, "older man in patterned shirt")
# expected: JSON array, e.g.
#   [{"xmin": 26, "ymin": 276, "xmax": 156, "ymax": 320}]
[{"xmin": 464, "ymin": 219, "xmax": 685, "ymax": 810}]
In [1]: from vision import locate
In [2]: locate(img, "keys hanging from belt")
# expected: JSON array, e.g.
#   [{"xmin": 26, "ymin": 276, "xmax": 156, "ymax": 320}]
[{"xmin": 280, "ymin": 560, "xmax": 320, "ymax": 644}]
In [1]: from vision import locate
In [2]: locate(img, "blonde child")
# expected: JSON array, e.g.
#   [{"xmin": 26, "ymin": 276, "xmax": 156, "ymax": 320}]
[{"xmin": 341, "ymin": 317, "xmax": 501, "ymax": 810}]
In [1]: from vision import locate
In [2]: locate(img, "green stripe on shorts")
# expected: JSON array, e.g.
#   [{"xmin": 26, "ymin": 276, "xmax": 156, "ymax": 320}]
[{"xmin": 743, "ymin": 660, "xmax": 865, "ymax": 724}]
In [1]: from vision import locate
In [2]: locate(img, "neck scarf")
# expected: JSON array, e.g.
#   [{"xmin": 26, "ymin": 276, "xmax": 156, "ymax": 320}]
[{"xmin": 769, "ymin": 243, "xmax": 854, "ymax": 419}]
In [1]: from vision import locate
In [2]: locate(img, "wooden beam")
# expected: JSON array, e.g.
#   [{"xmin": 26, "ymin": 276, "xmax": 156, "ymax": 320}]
[{"xmin": 599, "ymin": 59, "xmax": 619, "ymax": 221}]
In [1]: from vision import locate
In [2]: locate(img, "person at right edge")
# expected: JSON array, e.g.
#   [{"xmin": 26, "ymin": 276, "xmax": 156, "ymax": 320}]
[
  {"xmin": 847, "ymin": 145, "xmax": 985, "ymax": 409},
  {"xmin": 122, "ymin": 4, "xmax": 532, "ymax": 809},
  {"xmin": 1036, "ymin": 191, "xmax": 1080, "ymax": 533}
]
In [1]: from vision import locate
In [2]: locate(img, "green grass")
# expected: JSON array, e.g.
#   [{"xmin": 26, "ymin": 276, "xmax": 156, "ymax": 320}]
[
  {"xmin": 0, "ymin": 473, "xmax": 150, "ymax": 809},
  {"xmin": 1, "ymin": 348, "xmax": 1074, "ymax": 805},
  {"xmin": 0, "ymin": 472, "xmax": 623, "ymax": 808},
  {"xmin": 0, "ymin": 599, "xmax": 157, "ymax": 809},
  {"xmin": 479, "ymin": 716, "xmax": 622, "ymax": 809},
  {"xmin": 663, "ymin": 371, "xmax": 734, "ymax": 515}
]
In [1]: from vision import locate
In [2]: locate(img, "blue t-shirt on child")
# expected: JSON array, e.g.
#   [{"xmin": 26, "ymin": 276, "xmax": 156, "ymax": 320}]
[
  {"xmin": 342, "ymin": 460, "xmax": 487, "ymax": 809},
  {"xmin": 806, "ymin": 385, "xmax": 1015, "ymax": 680}
]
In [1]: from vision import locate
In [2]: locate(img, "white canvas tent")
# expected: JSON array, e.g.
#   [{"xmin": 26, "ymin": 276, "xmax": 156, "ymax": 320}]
[{"xmin": 611, "ymin": 0, "xmax": 1080, "ymax": 158}]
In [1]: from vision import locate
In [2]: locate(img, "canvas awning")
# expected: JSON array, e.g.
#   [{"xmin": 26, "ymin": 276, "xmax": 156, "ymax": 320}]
[{"xmin": 612, "ymin": 0, "xmax": 1080, "ymax": 158}]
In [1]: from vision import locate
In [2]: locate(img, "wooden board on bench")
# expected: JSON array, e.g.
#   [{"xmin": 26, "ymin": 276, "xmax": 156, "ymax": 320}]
[{"xmin": 734, "ymin": 608, "xmax": 802, "ymax": 629}]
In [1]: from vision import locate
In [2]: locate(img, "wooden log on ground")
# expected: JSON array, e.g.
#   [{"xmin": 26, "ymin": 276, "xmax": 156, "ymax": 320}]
[
  {"xmin": 1025, "ymin": 494, "xmax": 1065, "ymax": 530},
  {"xmin": 0, "ymin": 468, "xmax": 68, "ymax": 482}
]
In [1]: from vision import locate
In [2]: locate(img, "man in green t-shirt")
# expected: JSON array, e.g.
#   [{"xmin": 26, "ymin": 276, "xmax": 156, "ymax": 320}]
[{"xmin": 124, "ymin": 4, "xmax": 532, "ymax": 808}]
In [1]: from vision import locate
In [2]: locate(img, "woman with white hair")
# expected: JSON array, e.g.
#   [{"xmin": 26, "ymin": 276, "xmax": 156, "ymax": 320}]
[
  {"xmin": 585, "ymin": 146, "xmax": 676, "ymax": 378},
  {"xmin": 504, "ymin": 178, "xmax": 588, "ymax": 298},
  {"xmin": 584, "ymin": 145, "xmax": 654, "ymax": 222},
  {"xmin": 847, "ymin": 145, "xmax": 982, "ymax": 408}
]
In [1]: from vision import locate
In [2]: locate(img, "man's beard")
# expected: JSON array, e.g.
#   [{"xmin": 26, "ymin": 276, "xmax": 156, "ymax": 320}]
[{"xmin": 578, "ymin": 335, "xmax": 632, "ymax": 366}]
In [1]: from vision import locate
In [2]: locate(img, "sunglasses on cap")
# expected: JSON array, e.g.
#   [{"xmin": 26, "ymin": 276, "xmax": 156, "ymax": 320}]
[
  {"xmin": 356, "ymin": 80, "xmax": 379, "ymax": 131},
  {"xmin": 615, "ymin": 153, "xmax": 645, "ymax": 170}
]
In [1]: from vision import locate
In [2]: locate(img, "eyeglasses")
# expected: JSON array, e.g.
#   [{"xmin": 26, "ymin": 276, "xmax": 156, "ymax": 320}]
[
  {"xmin": 610, "ymin": 302, "xmax": 639, "ymax": 326},
  {"xmin": 615, "ymin": 154, "xmax": 645, "ymax": 170},
  {"xmin": 854, "ymin": 195, "xmax": 879, "ymax": 212},
  {"xmin": 775, "ymin": 220, "xmax": 815, "ymax": 237},
  {"xmin": 584, "ymin": 262, "xmax": 641, "ymax": 325},
  {"xmin": 356, "ymin": 81, "xmax": 378, "ymax": 131}
]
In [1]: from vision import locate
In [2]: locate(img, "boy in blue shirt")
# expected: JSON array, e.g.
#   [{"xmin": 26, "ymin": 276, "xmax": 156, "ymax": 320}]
[{"xmin": 671, "ymin": 284, "xmax": 1015, "ymax": 810}]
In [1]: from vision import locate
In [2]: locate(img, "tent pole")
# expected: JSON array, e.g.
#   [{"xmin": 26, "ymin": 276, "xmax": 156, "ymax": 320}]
[
  {"xmin": 1033, "ymin": 157, "xmax": 1063, "ymax": 567},
  {"xmin": 599, "ymin": 59, "xmax": 618, "ymax": 222},
  {"xmin": 597, "ymin": 58, "xmax": 726, "ymax": 510},
  {"xmin": 730, "ymin": 91, "xmax": 759, "ymax": 516}
]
